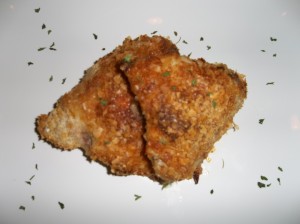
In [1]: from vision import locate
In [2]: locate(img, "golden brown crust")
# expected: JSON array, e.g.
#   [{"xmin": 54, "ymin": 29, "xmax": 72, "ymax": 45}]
[
  {"xmin": 36, "ymin": 35, "xmax": 179, "ymax": 178},
  {"xmin": 122, "ymin": 54, "xmax": 247, "ymax": 182}
]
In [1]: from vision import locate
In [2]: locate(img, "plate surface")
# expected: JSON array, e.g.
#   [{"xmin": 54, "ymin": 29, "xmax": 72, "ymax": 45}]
[{"xmin": 1, "ymin": 0, "xmax": 300, "ymax": 224}]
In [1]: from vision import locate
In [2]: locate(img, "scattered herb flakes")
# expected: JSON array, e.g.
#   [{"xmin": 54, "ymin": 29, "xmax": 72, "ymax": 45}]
[
  {"xmin": 50, "ymin": 42, "xmax": 55, "ymax": 48},
  {"xmin": 174, "ymin": 31, "xmax": 178, "ymax": 36},
  {"xmin": 34, "ymin": 8, "xmax": 40, "ymax": 13},
  {"xmin": 200, "ymin": 37, "xmax": 204, "ymax": 41},
  {"xmin": 267, "ymin": 183, "xmax": 271, "ymax": 187},
  {"xmin": 187, "ymin": 52, "xmax": 192, "ymax": 58},
  {"xmin": 261, "ymin": 50, "xmax": 266, "ymax": 52},
  {"xmin": 151, "ymin": 31, "xmax": 158, "ymax": 35},
  {"xmin": 93, "ymin": 33, "xmax": 98, "ymax": 39},
  {"xmin": 42, "ymin": 24, "xmax": 46, "ymax": 29},
  {"xmin": 182, "ymin": 40, "xmax": 188, "ymax": 44},
  {"xmin": 38, "ymin": 47, "xmax": 46, "ymax": 51},
  {"xmin": 35, "ymin": 164, "xmax": 38, "ymax": 170},
  {"xmin": 210, "ymin": 189, "xmax": 214, "ymax": 194},
  {"xmin": 49, "ymin": 75, "xmax": 53, "ymax": 82},
  {"xmin": 257, "ymin": 182, "xmax": 266, "ymax": 188},
  {"xmin": 270, "ymin": 37, "xmax": 277, "ymax": 42},
  {"xmin": 175, "ymin": 36, "xmax": 181, "ymax": 44},
  {"xmin": 102, "ymin": 48, "xmax": 106, "ymax": 51},
  {"xmin": 273, "ymin": 53, "xmax": 277, "ymax": 57},
  {"xmin": 266, "ymin": 82, "xmax": 274, "ymax": 85},
  {"xmin": 47, "ymin": 30, "xmax": 52, "ymax": 35},
  {"xmin": 212, "ymin": 100, "xmax": 217, "ymax": 108},
  {"xmin": 123, "ymin": 54, "xmax": 132, "ymax": 63},
  {"xmin": 25, "ymin": 181, "xmax": 31, "ymax": 185},
  {"xmin": 134, "ymin": 194, "xmax": 142, "ymax": 201},
  {"xmin": 49, "ymin": 42, "xmax": 56, "ymax": 51},
  {"xmin": 62, "ymin": 78, "xmax": 66, "ymax": 84},
  {"xmin": 191, "ymin": 79, "xmax": 197, "ymax": 86},
  {"xmin": 19, "ymin": 206, "xmax": 26, "ymax": 211},
  {"xmin": 99, "ymin": 98, "xmax": 108, "ymax": 106},
  {"xmin": 278, "ymin": 166, "xmax": 283, "ymax": 172},
  {"xmin": 58, "ymin": 202, "xmax": 65, "ymax": 209},
  {"xmin": 207, "ymin": 45, "xmax": 211, "ymax": 50},
  {"xmin": 28, "ymin": 62, "xmax": 34, "ymax": 66},
  {"xmin": 277, "ymin": 178, "xmax": 281, "ymax": 185},
  {"xmin": 259, "ymin": 119, "xmax": 265, "ymax": 124},
  {"xmin": 32, "ymin": 142, "xmax": 35, "ymax": 149},
  {"xmin": 260, "ymin": 175, "xmax": 268, "ymax": 181},
  {"xmin": 162, "ymin": 71, "xmax": 170, "ymax": 77},
  {"xmin": 31, "ymin": 195, "xmax": 35, "ymax": 201}
]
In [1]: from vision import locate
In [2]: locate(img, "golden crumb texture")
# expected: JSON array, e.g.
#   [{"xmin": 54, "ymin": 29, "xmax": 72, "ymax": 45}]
[{"xmin": 36, "ymin": 34, "xmax": 247, "ymax": 184}]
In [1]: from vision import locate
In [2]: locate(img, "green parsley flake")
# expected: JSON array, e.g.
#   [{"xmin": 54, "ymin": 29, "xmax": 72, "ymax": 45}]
[
  {"xmin": 278, "ymin": 166, "xmax": 283, "ymax": 172},
  {"xmin": 42, "ymin": 24, "xmax": 46, "ymax": 29},
  {"xmin": 32, "ymin": 142, "xmax": 35, "ymax": 149},
  {"xmin": 49, "ymin": 75, "xmax": 53, "ymax": 82},
  {"xmin": 134, "ymin": 194, "xmax": 142, "ymax": 201},
  {"xmin": 102, "ymin": 48, "xmax": 106, "ymax": 51},
  {"xmin": 47, "ymin": 30, "xmax": 52, "ymax": 35},
  {"xmin": 260, "ymin": 176, "xmax": 268, "ymax": 181},
  {"xmin": 29, "ymin": 175, "xmax": 35, "ymax": 181},
  {"xmin": 212, "ymin": 100, "xmax": 217, "ymax": 108},
  {"xmin": 62, "ymin": 78, "xmax": 66, "ymax": 84},
  {"xmin": 161, "ymin": 182, "xmax": 172, "ymax": 190},
  {"xmin": 266, "ymin": 82, "xmax": 274, "ymax": 85},
  {"xmin": 58, "ymin": 202, "xmax": 65, "ymax": 209},
  {"xmin": 174, "ymin": 31, "xmax": 178, "ymax": 36},
  {"xmin": 257, "ymin": 182, "xmax": 265, "ymax": 188},
  {"xmin": 38, "ymin": 47, "xmax": 46, "ymax": 51},
  {"xmin": 191, "ymin": 79, "xmax": 197, "ymax": 86},
  {"xmin": 100, "ymin": 98, "xmax": 108, "ymax": 106},
  {"xmin": 25, "ymin": 181, "xmax": 31, "ymax": 185},
  {"xmin": 187, "ymin": 52, "xmax": 192, "ymax": 58},
  {"xmin": 35, "ymin": 164, "xmax": 38, "ymax": 170},
  {"xmin": 273, "ymin": 53, "xmax": 277, "ymax": 57},
  {"xmin": 182, "ymin": 40, "xmax": 188, "ymax": 44},
  {"xmin": 210, "ymin": 189, "xmax": 214, "ymax": 194},
  {"xmin": 270, "ymin": 37, "xmax": 277, "ymax": 42},
  {"xmin": 93, "ymin": 33, "xmax": 98, "ymax": 39},
  {"xmin": 28, "ymin": 62, "xmax": 34, "ymax": 66},
  {"xmin": 151, "ymin": 31, "xmax": 157, "ymax": 35},
  {"xmin": 31, "ymin": 195, "xmax": 35, "ymax": 201},
  {"xmin": 19, "ymin": 206, "xmax": 26, "ymax": 211},
  {"xmin": 162, "ymin": 71, "xmax": 170, "ymax": 77},
  {"xmin": 261, "ymin": 50, "xmax": 266, "ymax": 52},
  {"xmin": 207, "ymin": 45, "xmax": 211, "ymax": 50},
  {"xmin": 200, "ymin": 37, "xmax": 204, "ymax": 41},
  {"xmin": 277, "ymin": 178, "xmax": 281, "ymax": 185},
  {"xmin": 267, "ymin": 183, "xmax": 271, "ymax": 187},
  {"xmin": 124, "ymin": 54, "xmax": 132, "ymax": 63},
  {"xmin": 34, "ymin": 8, "xmax": 40, "ymax": 13},
  {"xmin": 259, "ymin": 119, "xmax": 265, "ymax": 124}
]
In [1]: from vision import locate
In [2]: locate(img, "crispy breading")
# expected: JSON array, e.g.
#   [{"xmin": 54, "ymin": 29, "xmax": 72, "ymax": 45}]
[
  {"xmin": 36, "ymin": 35, "xmax": 179, "ymax": 179},
  {"xmin": 122, "ymin": 53, "xmax": 247, "ymax": 182}
]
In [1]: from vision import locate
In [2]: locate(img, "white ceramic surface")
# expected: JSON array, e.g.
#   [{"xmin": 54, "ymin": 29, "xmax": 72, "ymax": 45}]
[{"xmin": 1, "ymin": 0, "xmax": 300, "ymax": 224}]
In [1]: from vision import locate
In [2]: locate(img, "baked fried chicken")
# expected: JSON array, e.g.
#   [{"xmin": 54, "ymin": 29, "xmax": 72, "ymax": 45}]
[
  {"xmin": 37, "ymin": 35, "xmax": 179, "ymax": 179},
  {"xmin": 122, "ymin": 53, "xmax": 247, "ymax": 182}
]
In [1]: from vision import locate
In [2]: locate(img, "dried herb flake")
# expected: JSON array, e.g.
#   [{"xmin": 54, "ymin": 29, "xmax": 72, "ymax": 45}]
[
  {"xmin": 277, "ymin": 178, "xmax": 281, "ymax": 185},
  {"xmin": 35, "ymin": 164, "xmax": 38, "ymax": 170},
  {"xmin": 191, "ymin": 79, "xmax": 197, "ymax": 86},
  {"xmin": 34, "ymin": 8, "xmax": 40, "ymax": 13},
  {"xmin": 62, "ymin": 78, "xmax": 66, "ymax": 84},
  {"xmin": 58, "ymin": 202, "xmax": 65, "ymax": 209},
  {"xmin": 273, "ymin": 53, "xmax": 277, "ymax": 57},
  {"xmin": 210, "ymin": 189, "xmax": 214, "ymax": 194},
  {"xmin": 32, "ymin": 142, "xmax": 35, "ymax": 149},
  {"xmin": 47, "ymin": 30, "xmax": 52, "ymax": 35},
  {"xmin": 49, "ymin": 75, "xmax": 53, "ymax": 82},
  {"xmin": 162, "ymin": 71, "xmax": 170, "ymax": 77},
  {"xmin": 260, "ymin": 175, "xmax": 268, "ymax": 181},
  {"xmin": 182, "ymin": 40, "xmax": 188, "ymax": 44},
  {"xmin": 212, "ymin": 100, "xmax": 217, "ymax": 108},
  {"xmin": 266, "ymin": 82, "xmax": 274, "ymax": 85},
  {"xmin": 207, "ymin": 45, "xmax": 211, "ymax": 50},
  {"xmin": 93, "ymin": 33, "xmax": 98, "ymax": 39},
  {"xmin": 134, "ymin": 194, "xmax": 142, "ymax": 201},
  {"xmin": 100, "ymin": 98, "xmax": 108, "ymax": 106},
  {"xmin": 270, "ymin": 37, "xmax": 277, "ymax": 42},
  {"xmin": 200, "ymin": 37, "xmax": 204, "ymax": 41},
  {"xmin": 25, "ymin": 181, "xmax": 31, "ymax": 185},
  {"xmin": 278, "ymin": 166, "xmax": 283, "ymax": 172},
  {"xmin": 19, "ymin": 206, "xmax": 26, "ymax": 211},
  {"xmin": 42, "ymin": 24, "xmax": 46, "ymax": 29},
  {"xmin": 257, "ymin": 182, "xmax": 266, "ymax": 188},
  {"xmin": 124, "ymin": 54, "xmax": 132, "ymax": 63},
  {"xmin": 29, "ymin": 175, "xmax": 35, "ymax": 181},
  {"xmin": 259, "ymin": 119, "xmax": 265, "ymax": 124},
  {"xmin": 31, "ymin": 195, "xmax": 35, "ymax": 201},
  {"xmin": 28, "ymin": 62, "xmax": 34, "ymax": 66},
  {"xmin": 151, "ymin": 31, "xmax": 157, "ymax": 35},
  {"xmin": 261, "ymin": 50, "xmax": 266, "ymax": 52},
  {"xmin": 187, "ymin": 52, "xmax": 192, "ymax": 58},
  {"xmin": 174, "ymin": 31, "xmax": 178, "ymax": 36},
  {"xmin": 38, "ymin": 47, "xmax": 46, "ymax": 51}
]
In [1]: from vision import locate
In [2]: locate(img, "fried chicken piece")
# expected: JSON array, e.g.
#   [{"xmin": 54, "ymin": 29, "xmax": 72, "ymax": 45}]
[
  {"xmin": 122, "ymin": 53, "xmax": 247, "ymax": 182},
  {"xmin": 36, "ymin": 35, "xmax": 179, "ymax": 179}
]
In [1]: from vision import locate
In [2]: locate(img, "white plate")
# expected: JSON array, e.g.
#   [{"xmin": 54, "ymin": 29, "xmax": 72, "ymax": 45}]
[{"xmin": 1, "ymin": 0, "xmax": 300, "ymax": 224}]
